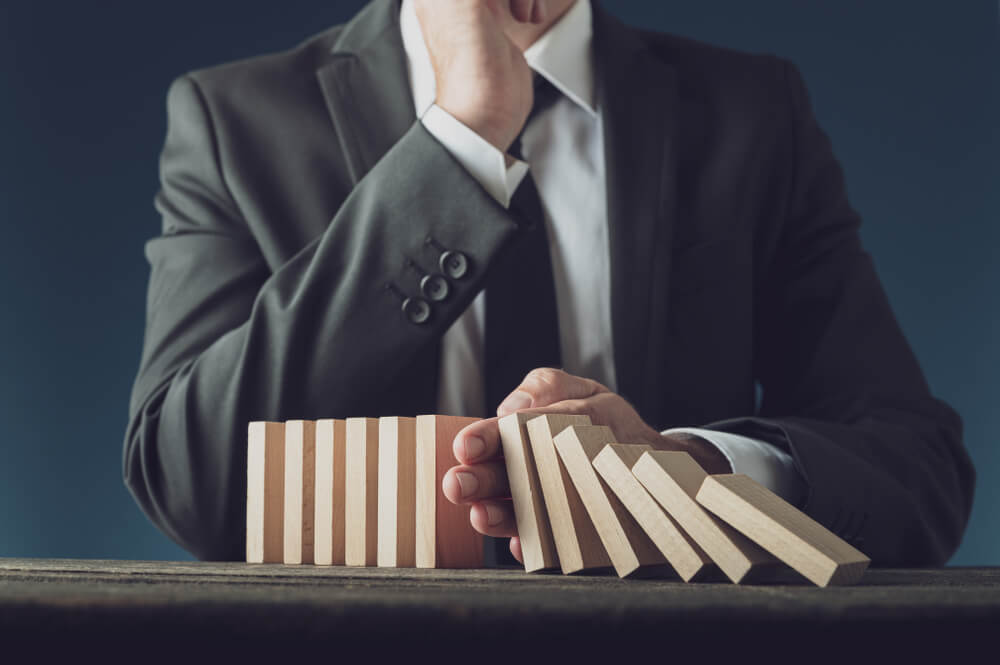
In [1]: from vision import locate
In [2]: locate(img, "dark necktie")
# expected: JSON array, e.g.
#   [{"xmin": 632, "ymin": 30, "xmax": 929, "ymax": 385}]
[{"xmin": 484, "ymin": 75, "xmax": 563, "ymax": 416}]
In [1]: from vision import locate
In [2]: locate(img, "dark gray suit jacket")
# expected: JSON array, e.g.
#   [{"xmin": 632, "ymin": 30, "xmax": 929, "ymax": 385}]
[{"xmin": 124, "ymin": 0, "xmax": 975, "ymax": 563}]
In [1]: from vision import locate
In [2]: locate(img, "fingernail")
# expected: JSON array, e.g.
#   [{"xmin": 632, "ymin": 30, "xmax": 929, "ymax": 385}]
[
  {"xmin": 456, "ymin": 472, "xmax": 479, "ymax": 498},
  {"xmin": 464, "ymin": 436, "xmax": 486, "ymax": 461},
  {"xmin": 485, "ymin": 503, "xmax": 504, "ymax": 526},
  {"xmin": 498, "ymin": 391, "xmax": 532, "ymax": 416}
]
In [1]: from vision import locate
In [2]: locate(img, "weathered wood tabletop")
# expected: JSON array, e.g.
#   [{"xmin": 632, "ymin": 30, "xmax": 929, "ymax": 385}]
[{"xmin": 2, "ymin": 559, "xmax": 997, "ymax": 659}]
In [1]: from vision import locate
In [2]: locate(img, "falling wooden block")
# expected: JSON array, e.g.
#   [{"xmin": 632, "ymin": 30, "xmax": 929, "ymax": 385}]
[
  {"xmin": 415, "ymin": 415, "xmax": 484, "ymax": 568},
  {"xmin": 345, "ymin": 417, "xmax": 379, "ymax": 566},
  {"xmin": 498, "ymin": 413, "xmax": 559, "ymax": 573},
  {"xmin": 632, "ymin": 451, "xmax": 774, "ymax": 584},
  {"xmin": 247, "ymin": 421, "xmax": 285, "ymax": 564},
  {"xmin": 593, "ymin": 445, "xmax": 712, "ymax": 581},
  {"xmin": 283, "ymin": 420, "xmax": 316, "ymax": 565},
  {"xmin": 697, "ymin": 474, "xmax": 870, "ymax": 587},
  {"xmin": 314, "ymin": 419, "xmax": 346, "ymax": 566},
  {"xmin": 552, "ymin": 426, "xmax": 666, "ymax": 578},
  {"xmin": 526, "ymin": 414, "xmax": 611, "ymax": 574},
  {"xmin": 377, "ymin": 417, "xmax": 417, "ymax": 568}
]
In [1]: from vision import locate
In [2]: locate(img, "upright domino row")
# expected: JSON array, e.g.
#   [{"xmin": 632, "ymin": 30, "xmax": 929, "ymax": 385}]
[
  {"xmin": 246, "ymin": 416, "xmax": 484, "ymax": 568},
  {"xmin": 500, "ymin": 413, "xmax": 871, "ymax": 586}
]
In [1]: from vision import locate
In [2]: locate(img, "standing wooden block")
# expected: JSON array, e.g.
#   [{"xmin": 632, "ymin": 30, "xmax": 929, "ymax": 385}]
[
  {"xmin": 415, "ymin": 415, "xmax": 484, "ymax": 568},
  {"xmin": 593, "ymin": 445, "xmax": 712, "ymax": 581},
  {"xmin": 526, "ymin": 414, "xmax": 611, "ymax": 574},
  {"xmin": 697, "ymin": 474, "xmax": 871, "ymax": 587},
  {"xmin": 632, "ymin": 451, "xmax": 774, "ymax": 584},
  {"xmin": 314, "ymin": 419, "xmax": 346, "ymax": 566},
  {"xmin": 498, "ymin": 413, "xmax": 560, "ymax": 573},
  {"xmin": 283, "ymin": 420, "xmax": 316, "ymax": 564},
  {"xmin": 247, "ymin": 422, "xmax": 285, "ymax": 564},
  {"xmin": 378, "ymin": 417, "xmax": 417, "ymax": 568},
  {"xmin": 345, "ymin": 417, "xmax": 379, "ymax": 566},
  {"xmin": 552, "ymin": 426, "xmax": 666, "ymax": 578}
]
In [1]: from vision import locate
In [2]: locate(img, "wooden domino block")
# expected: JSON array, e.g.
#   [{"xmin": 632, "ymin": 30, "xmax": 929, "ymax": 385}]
[
  {"xmin": 247, "ymin": 421, "xmax": 285, "ymax": 564},
  {"xmin": 378, "ymin": 417, "xmax": 417, "ymax": 568},
  {"xmin": 415, "ymin": 415, "xmax": 484, "ymax": 568},
  {"xmin": 552, "ymin": 426, "xmax": 666, "ymax": 578},
  {"xmin": 525, "ymin": 414, "xmax": 611, "ymax": 574},
  {"xmin": 498, "ymin": 413, "xmax": 559, "ymax": 573},
  {"xmin": 632, "ymin": 451, "xmax": 774, "ymax": 584},
  {"xmin": 283, "ymin": 420, "xmax": 316, "ymax": 564},
  {"xmin": 345, "ymin": 417, "xmax": 379, "ymax": 566},
  {"xmin": 697, "ymin": 474, "xmax": 871, "ymax": 587},
  {"xmin": 593, "ymin": 445, "xmax": 712, "ymax": 581},
  {"xmin": 314, "ymin": 419, "xmax": 346, "ymax": 566}
]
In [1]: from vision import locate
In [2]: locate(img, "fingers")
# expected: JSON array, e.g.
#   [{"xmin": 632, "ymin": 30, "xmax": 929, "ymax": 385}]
[
  {"xmin": 442, "ymin": 460, "xmax": 510, "ymax": 503},
  {"xmin": 453, "ymin": 417, "xmax": 502, "ymax": 465},
  {"xmin": 469, "ymin": 500, "xmax": 518, "ymax": 538},
  {"xmin": 509, "ymin": 536, "xmax": 524, "ymax": 563},
  {"xmin": 497, "ymin": 367, "xmax": 608, "ymax": 417},
  {"xmin": 508, "ymin": 0, "xmax": 536, "ymax": 23}
]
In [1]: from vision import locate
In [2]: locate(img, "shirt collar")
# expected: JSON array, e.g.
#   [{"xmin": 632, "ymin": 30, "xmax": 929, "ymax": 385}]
[{"xmin": 400, "ymin": 0, "xmax": 597, "ymax": 119}]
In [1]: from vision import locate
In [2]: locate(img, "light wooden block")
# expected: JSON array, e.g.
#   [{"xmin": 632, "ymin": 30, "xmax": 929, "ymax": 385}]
[
  {"xmin": 314, "ymin": 419, "xmax": 346, "ymax": 566},
  {"xmin": 283, "ymin": 420, "xmax": 316, "ymax": 564},
  {"xmin": 697, "ymin": 474, "xmax": 871, "ymax": 587},
  {"xmin": 345, "ymin": 417, "xmax": 379, "ymax": 566},
  {"xmin": 525, "ymin": 414, "xmax": 611, "ymax": 574},
  {"xmin": 632, "ymin": 451, "xmax": 774, "ymax": 584},
  {"xmin": 552, "ymin": 426, "xmax": 666, "ymax": 578},
  {"xmin": 415, "ymin": 415, "xmax": 484, "ymax": 568},
  {"xmin": 498, "ymin": 413, "xmax": 559, "ymax": 573},
  {"xmin": 247, "ymin": 421, "xmax": 285, "ymax": 564},
  {"xmin": 593, "ymin": 444, "xmax": 712, "ymax": 581},
  {"xmin": 378, "ymin": 417, "xmax": 417, "ymax": 568}
]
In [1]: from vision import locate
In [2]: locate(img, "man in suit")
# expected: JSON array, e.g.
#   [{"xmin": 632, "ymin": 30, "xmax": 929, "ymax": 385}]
[{"xmin": 124, "ymin": 0, "xmax": 975, "ymax": 565}]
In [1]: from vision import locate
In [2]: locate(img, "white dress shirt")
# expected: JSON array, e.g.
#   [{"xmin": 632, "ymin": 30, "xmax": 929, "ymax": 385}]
[{"xmin": 400, "ymin": 0, "xmax": 805, "ymax": 504}]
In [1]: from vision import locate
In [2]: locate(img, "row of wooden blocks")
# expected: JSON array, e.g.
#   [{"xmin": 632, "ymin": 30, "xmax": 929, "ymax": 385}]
[{"xmin": 246, "ymin": 413, "xmax": 870, "ymax": 587}]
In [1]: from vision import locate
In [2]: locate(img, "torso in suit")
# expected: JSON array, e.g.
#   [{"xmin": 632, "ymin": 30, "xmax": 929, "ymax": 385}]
[{"xmin": 124, "ymin": 0, "xmax": 975, "ymax": 563}]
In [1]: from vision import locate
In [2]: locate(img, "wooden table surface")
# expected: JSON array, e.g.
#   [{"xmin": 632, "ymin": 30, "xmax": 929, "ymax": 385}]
[{"xmin": 2, "ymin": 559, "xmax": 998, "ymax": 660}]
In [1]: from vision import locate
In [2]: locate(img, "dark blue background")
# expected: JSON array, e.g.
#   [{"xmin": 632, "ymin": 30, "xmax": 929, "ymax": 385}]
[{"xmin": 1, "ymin": 1, "xmax": 996, "ymax": 564}]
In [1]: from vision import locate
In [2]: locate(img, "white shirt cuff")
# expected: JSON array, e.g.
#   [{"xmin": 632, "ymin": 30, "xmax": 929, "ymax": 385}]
[
  {"xmin": 663, "ymin": 427, "xmax": 807, "ymax": 506},
  {"xmin": 421, "ymin": 104, "xmax": 529, "ymax": 208}
]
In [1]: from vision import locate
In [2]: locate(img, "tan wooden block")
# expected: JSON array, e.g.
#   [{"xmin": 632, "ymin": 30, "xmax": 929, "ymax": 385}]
[
  {"xmin": 552, "ymin": 426, "xmax": 666, "ymax": 578},
  {"xmin": 415, "ymin": 415, "xmax": 484, "ymax": 568},
  {"xmin": 526, "ymin": 414, "xmax": 611, "ymax": 574},
  {"xmin": 247, "ymin": 421, "xmax": 285, "ymax": 564},
  {"xmin": 283, "ymin": 420, "xmax": 316, "ymax": 564},
  {"xmin": 498, "ymin": 413, "xmax": 559, "ymax": 573},
  {"xmin": 345, "ymin": 417, "xmax": 379, "ymax": 566},
  {"xmin": 377, "ymin": 417, "xmax": 417, "ymax": 568},
  {"xmin": 632, "ymin": 451, "xmax": 775, "ymax": 584},
  {"xmin": 314, "ymin": 419, "xmax": 346, "ymax": 566},
  {"xmin": 697, "ymin": 474, "xmax": 871, "ymax": 587},
  {"xmin": 593, "ymin": 445, "xmax": 712, "ymax": 581}
]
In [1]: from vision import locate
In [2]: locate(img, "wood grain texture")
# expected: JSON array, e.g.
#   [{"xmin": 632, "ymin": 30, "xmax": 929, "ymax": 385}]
[
  {"xmin": 345, "ymin": 418, "xmax": 379, "ymax": 567},
  {"xmin": 314, "ymin": 419, "xmax": 346, "ymax": 566},
  {"xmin": 632, "ymin": 451, "xmax": 774, "ymax": 583},
  {"xmin": 498, "ymin": 413, "xmax": 559, "ymax": 573},
  {"xmin": 415, "ymin": 415, "xmax": 484, "ymax": 569},
  {"xmin": 593, "ymin": 445, "xmax": 711, "ymax": 581},
  {"xmin": 247, "ymin": 422, "xmax": 285, "ymax": 564},
  {"xmin": 283, "ymin": 420, "xmax": 316, "ymax": 564},
  {"xmin": 697, "ymin": 474, "xmax": 871, "ymax": 587},
  {"xmin": 526, "ymin": 414, "xmax": 611, "ymax": 574},
  {"xmin": 552, "ymin": 426, "xmax": 665, "ymax": 578},
  {"xmin": 378, "ymin": 417, "xmax": 417, "ymax": 568}
]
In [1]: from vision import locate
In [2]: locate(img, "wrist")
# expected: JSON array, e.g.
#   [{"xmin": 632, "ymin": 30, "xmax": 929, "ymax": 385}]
[
  {"xmin": 435, "ymin": 97, "xmax": 522, "ymax": 153},
  {"xmin": 658, "ymin": 432, "xmax": 734, "ymax": 475}
]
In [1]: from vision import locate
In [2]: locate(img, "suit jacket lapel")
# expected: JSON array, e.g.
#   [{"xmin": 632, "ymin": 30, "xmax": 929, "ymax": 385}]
[{"xmin": 593, "ymin": 4, "xmax": 680, "ymax": 423}]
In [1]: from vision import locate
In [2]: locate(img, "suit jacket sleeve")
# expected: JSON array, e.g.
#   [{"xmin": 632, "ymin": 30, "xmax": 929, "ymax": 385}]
[
  {"xmin": 702, "ymin": 62, "xmax": 975, "ymax": 566},
  {"xmin": 123, "ymin": 74, "xmax": 518, "ymax": 560}
]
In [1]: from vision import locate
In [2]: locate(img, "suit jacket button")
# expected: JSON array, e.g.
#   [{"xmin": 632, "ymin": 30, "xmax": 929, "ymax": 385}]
[
  {"xmin": 421, "ymin": 274, "xmax": 450, "ymax": 302},
  {"xmin": 402, "ymin": 298, "xmax": 431, "ymax": 325},
  {"xmin": 440, "ymin": 251, "xmax": 469, "ymax": 279}
]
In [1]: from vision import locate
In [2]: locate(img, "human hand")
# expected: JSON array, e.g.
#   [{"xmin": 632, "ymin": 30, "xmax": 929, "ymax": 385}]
[
  {"xmin": 442, "ymin": 368, "xmax": 734, "ymax": 563},
  {"xmin": 412, "ymin": 0, "xmax": 552, "ymax": 151}
]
